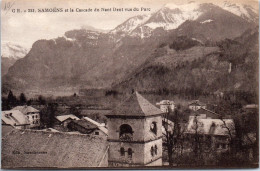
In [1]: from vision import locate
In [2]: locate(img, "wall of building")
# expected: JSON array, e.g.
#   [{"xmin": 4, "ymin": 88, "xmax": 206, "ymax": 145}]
[
  {"xmin": 160, "ymin": 104, "xmax": 175, "ymax": 113},
  {"xmin": 143, "ymin": 115, "xmax": 162, "ymax": 142},
  {"xmin": 108, "ymin": 142, "xmax": 145, "ymax": 165},
  {"xmin": 26, "ymin": 113, "xmax": 40, "ymax": 128},
  {"xmin": 144, "ymin": 138, "xmax": 162, "ymax": 165}
]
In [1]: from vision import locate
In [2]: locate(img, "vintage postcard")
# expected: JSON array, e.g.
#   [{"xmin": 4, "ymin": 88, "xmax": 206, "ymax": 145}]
[{"xmin": 1, "ymin": 0, "xmax": 259, "ymax": 169}]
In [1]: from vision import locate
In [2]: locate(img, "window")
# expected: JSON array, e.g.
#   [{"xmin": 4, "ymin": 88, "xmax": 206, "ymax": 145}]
[
  {"xmin": 120, "ymin": 147, "xmax": 125, "ymax": 156},
  {"xmin": 32, "ymin": 115, "xmax": 35, "ymax": 119},
  {"xmin": 151, "ymin": 146, "xmax": 154, "ymax": 156},
  {"xmin": 154, "ymin": 145, "xmax": 158, "ymax": 155},
  {"xmin": 150, "ymin": 122, "xmax": 157, "ymax": 135},
  {"xmin": 119, "ymin": 124, "xmax": 133, "ymax": 141},
  {"xmin": 128, "ymin": 148, "xmax": 132, "ymax": 158},
  {"xmin": 95, "ymin": 132, "xmax": 99, "ymax": 135},
  {"xmin": 27, "ymin": 116, "xmax": 29, "ymax": 119}
]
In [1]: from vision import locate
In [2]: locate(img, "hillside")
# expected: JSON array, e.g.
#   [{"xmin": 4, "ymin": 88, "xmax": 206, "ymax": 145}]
[{"xmin": 113, "ymin": 27, "xmax": 259, "ymax": 102}]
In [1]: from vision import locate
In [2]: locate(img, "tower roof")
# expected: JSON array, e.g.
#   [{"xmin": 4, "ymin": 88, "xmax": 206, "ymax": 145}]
[{"xmin": 107, "ymin": 92, "xmax": 163, "ymax": 117}]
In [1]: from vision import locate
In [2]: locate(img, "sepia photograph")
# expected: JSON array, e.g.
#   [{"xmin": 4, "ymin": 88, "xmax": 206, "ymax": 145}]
[{"xmin": 1, "ymin": 0, "xmax": 259, "ymax": 169}]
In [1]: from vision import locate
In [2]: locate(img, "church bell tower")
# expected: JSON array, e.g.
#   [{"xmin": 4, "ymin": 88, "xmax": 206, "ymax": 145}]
[{"xmin": 106, "ymin": 92, "xmax": 163, "ymax": 167}]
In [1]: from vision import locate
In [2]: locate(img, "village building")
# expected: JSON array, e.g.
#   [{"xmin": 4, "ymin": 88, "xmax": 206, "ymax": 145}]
[
  {"xmin": 156, "ymin": 100, "xmax": 175, "ymax": 113},
  {"xmin": 67, "ymin": 119, "xmax": 107, "ymax": 136},
  {"xmin": 55, "ymin": 114, "xmax": 80, "ymax": 127},
  {"xmin": 185, "ymin": 115, "xmax": 235, "ymax": 152},
  {"xmin": 2, "ymin": 110, "xmax": 30, "ymax": 129},
  {"xmin": 12, "ymin": 106, "xmax": 40, "ymax": 128},
  {"xmin": 188, "ymin": 100, "xmax": 206, "ymax": 111},
  {"xmin": 83, "ymin": 116, "xmax": 108, "ymax": 135},
  {"xmin": 106, "ymin": 92, "xmax": 163, "ymax": 167}
]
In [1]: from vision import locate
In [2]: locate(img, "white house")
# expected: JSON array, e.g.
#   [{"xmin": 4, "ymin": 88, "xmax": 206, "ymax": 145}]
[
  {"xmin": 186, "ymin": 115, "xmax": 235, "ymax": 151},
  {"xmin": 156, "ymin": 100, "xmax": 175, "ymax": 113},
  {"xmin": 12, "ymin": 106, "xmax": 41, "ymax": 128}
]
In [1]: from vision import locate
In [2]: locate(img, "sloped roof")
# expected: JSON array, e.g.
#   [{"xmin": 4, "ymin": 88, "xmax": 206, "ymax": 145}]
[
  {"xmin": 2, "ymin": 129, "xmax": 108, "ymax": 168},
  {"xmin": 195, "ymin": 108, "xmax": 221, "ymax": 117},
  {"xmin": 107, "ymin": 92, "xmax": 163, "ymax": 117},
  {"xmin": 71, "ymin": 119, "xmax": 98, "ymax": 129},
  {"xmin": 2, "ymin": 125, "xmax": 15, "ymax": 137},
  {"xmin": 12, "ymin": 106, "xmax": 39, "ymax": 115},
  {"xmin": 83, "ymin": 117, "xmax": 108, "ymax": 135},
  {"xmin": 186, "ymin": 116, "xmax": 235, "ymax": 136},
  {"xmin": 2, "ymin": 110, "xmax": 30, "ymax": 127},
  {"xmin": 56, "ymin": 114, "xmax": 80, "ymax": 122},
  {"xmin": 243, "ymin": 104, "xmax": 258, "ymax": 109},
  {"xmin": 189, "ymin": 100, "xmax": 206, "ymax": 106},
  {"xmin": 83, "ymin": 117, "xmax": 103, "ymax": 127}
]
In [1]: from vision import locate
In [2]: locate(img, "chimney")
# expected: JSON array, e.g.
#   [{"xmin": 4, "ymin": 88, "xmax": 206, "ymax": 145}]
[{"xmin": 5, "ymin": 113, "xmax": 12, "ymax": 118}]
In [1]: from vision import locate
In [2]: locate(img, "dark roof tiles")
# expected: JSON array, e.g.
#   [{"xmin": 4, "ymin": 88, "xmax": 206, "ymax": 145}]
[
  {"xmin": 2, "ymin": 129, "xmax": 108, "ymax": 168},
  {"xmin": 107, "ymin": 92, "xmax": 163, "ymax": 117}
]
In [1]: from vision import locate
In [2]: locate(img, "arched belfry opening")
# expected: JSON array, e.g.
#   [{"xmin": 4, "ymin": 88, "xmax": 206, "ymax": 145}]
[{"xmin": 119, "ymin": 124, "xmax": 133, "ymax": 141}]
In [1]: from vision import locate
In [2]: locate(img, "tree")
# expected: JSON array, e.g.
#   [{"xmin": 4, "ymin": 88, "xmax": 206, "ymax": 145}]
[
  {"xmin": 162, "ymin": 105, "xmax": 184, "ymax": 166},
  {"xmin": 38, "ymin": 95, "xmax": 46, "ymax": 105},
  {"xmin": 40, "ymin": 103, "xmax": 58, "ymax": 128},
  {"xmin": 70, "ymin": 105, "xmax": 82, "ymax": 118},
  {"xmin": 7, "ymin": 90, "xmax": 18, "ymax": 107},
  {"xmin": 19, "ymin": 93, "xmax": 27, "ymax": 105}
]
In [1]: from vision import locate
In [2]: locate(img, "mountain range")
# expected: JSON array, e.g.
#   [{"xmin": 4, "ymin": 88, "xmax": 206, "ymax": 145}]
[
  {"xmin": 1, "ymin": 42, "xmax": 28, "ymax": 76},
  {"xmin": 2, "ymin": 1, "xmax": 258, "ymax": 95}
]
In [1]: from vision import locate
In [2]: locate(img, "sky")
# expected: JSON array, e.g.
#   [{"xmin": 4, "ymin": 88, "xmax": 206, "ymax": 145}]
[{"xmin": 1, "ymin": 0, "xmax": 259, "ymax": 49}]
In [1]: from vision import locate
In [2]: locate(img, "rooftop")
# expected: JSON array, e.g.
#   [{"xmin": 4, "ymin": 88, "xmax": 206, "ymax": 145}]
[
  {"xmin": 56, "ymin": 114, "xmax": 80, "ymax": 122},
  {"xmin": 71, "ymin": 119, "xmax": 98, "ymax": 130},
  {"xmin": 243, "ymin": 104, "xmax": 258, "ymax": 109},
  {"xmin": 12, "ymin": 106, "xmax": 39, "ymax": 115},
  {"xmin": 189, "ymin": 100, "xmax": 206, "ymax": 106},
  {"xmin": 2, "ymin": 110, "xmax": 30, "ymax": 127},
  {"xmin": 107, "ymin": 92, "xmax": 163, "ymax": 117},
  {"xmin": 83, "ymin": 117, "xmax": 108, "ymax": 135},
  {"xmin": 186, "ymin": 116, "xmax": 235, "ymax": 136},
  {"xmin": 194, "ymin": 108, "xmax": 221, "ymax": 117},
  {"xmin": 156, "ymin": 100, "xmax": 175, "ymax": 105},
  {"xmin": 2, "ymin": 129, "xmax": 108, "ymax": 168}
]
